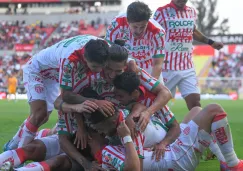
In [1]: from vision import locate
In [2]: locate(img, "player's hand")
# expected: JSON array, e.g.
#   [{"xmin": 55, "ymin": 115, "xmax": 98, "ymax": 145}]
[
  {"xmin": 125, "ymin": 116, "xmax": 138, "ymax": 140},
  {"xmin": 151, "ymin": 142, "xmax": 167, "ymax": 162},
  {"xmin": 137, "ymin": 111, "xmax": 151, "ymax": 132},
  {"xmin": 117, "ymin": 121, "xmax": 131, "ymax": 138},
  {"xmin": 127, "ymin": 59, "xmax": 139, "ymax": 74},
  {"xmin": 74, "ymin": 126, "xmax": 90, "ymax": 150},
  {"xmin": 94, "ymin": 100, "xmax": 115, "ymax": 117},
  {"xmin": 211, "ymin": 41, "xmax": 224, "ymax": 50},
  {"xmin": 83, "ymin": 160, "xmax": 106, "ymax": 171},
  {"xmin": 72, "ymin": 100, "xmax": 98, "ymax": 113}
]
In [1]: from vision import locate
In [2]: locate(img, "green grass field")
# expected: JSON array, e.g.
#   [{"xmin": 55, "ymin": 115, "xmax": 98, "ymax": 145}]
[{"xmin": 0, "ymin": 99, "xmax": 242, "ymax": 171}]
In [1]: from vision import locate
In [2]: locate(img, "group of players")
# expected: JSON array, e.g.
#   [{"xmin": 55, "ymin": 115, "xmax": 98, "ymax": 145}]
[{"xmin": 0, "ymin": 0, "xmax": 242, "ymax": 170}]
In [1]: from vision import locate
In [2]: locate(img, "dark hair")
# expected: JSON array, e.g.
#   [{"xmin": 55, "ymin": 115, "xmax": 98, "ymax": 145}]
[
  {"xmin": 109, "ymin": 44, "xmax": 128, "ymax": 62},
  {"xmin": 84, "ymin": 39, "xmax": 109, "ymax": 64},
  {"xmin": 113, "ymin": 71, "xmax": 140, "ymax": 94},
  {"xmin": 127, "ymin": 1, "xmax": 152, "ymax": 23}
]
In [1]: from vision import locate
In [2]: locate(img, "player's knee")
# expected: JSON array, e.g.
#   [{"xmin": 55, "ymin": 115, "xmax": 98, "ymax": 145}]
[
  {"xmin": 205, "ymin": 104, "xmax": 225, "ymax": 116},
  {"xmin": 22, "ymin": 142, "xmax": 42, "ymax": 158},
  {"xmin": 50, "ymin": 155, "xmax": 72, "ymax": 170}
]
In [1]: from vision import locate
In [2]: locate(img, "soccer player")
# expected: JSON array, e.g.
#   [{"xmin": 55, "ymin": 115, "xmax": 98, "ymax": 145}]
[
  {"xmin": 105, "ymin": 1, "xmax": 166, "ymax": 80},
  {"xmin": 4, "ymin": 35, "xmax": 111, "ymax": 151},
  {"xmin": 6, "ymin": 72, "xmax": 18, "ymax": 101},
  {"xmin": 153, "ymin": 0, "xmax": 224, "ymax": 110}
]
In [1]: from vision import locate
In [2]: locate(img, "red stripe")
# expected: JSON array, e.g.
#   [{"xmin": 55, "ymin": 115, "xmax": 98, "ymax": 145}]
[
  {"xmin": 105, "ymin": 147, "xmax": 125, "ymax": 161},
  {"xmin": 73, "ymin": 75, "xmax": 87, "ymax": 90},
  {"xmin": 135, "ymin": 137, "xmax": 141, "ymax": 155},
  {"xmin": 161, "ymin": 9, "xmax": 168, "ymax": 31},
  {"xmin": 213, "ymin": 113, "xmax": 227, "ymax": 122},
  {"xmin": 15, "ymin": 148, "xmax": 27, "ymax": 163},
  {"xmin": 174, "ymin": 52, "xmax": 178, "ymax": 71},
  {"xmin": 60, "ymin": 58, "xmax": 66, "ymax": 84},
  {"xmin": 179, "ymin": 52, "xmax": 183, "ymax": 70},
  {"xmin": 170, "ymin": 52, "xmax": 173, "ymax": 70},
  {"xmin": 109, "ymin": 22, "xmax": 120, "ymax": 42},
  {"xmin": 40, "ymin": 161, "xmax": 51, "ymax": 171}
]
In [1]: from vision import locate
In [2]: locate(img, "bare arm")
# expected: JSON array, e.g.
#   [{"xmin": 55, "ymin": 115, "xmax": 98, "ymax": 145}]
[
  {"xmin": 62, "ymin": 89, "xmax": 91, "ymax": 104},
  {"xmin": 193, "ymin": 28, "xmax": 210, "ymax": 44},
  {"xmin": 151, "ymin": 58, "xmax": 164, "ymax": 79},
  {"xmin": 59, "ymin": 134, "xmax": 89, "ymax": 166},
  {"xmin": 160, "ymin": 119, "xmax": 180, "ymax": 145},
  {"xmin": 123, "ymin": 142, "xmax": 140, "ymax": 171}
]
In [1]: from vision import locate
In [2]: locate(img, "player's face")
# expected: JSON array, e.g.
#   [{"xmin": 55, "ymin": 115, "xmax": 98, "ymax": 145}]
[
  {"xmin": 93, "ymin": 120, "xmax": 117, "ymax": 136},
  {"xmin": 128, "ymin": 20, "xmax": 148, "ymax": 39},
  {"xmin": 172, "ymin": 0, "xmax": 188, "ymax": 8},
  {"xmin": 86, "ymin": 60, "xmax": 106, "ymax": 73},
  {"xmin": 114, "ymin": 88, "xmax": 134, "ymax": 105},
  {"xmin": 104, "ymin": 60, "xmax": 126, "ymax": 84}
]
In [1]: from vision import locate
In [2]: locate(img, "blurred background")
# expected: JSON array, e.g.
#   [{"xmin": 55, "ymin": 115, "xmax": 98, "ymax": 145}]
[{"xmin": 0, "ymin": 0, "xmax": 242, "ymax": 100}]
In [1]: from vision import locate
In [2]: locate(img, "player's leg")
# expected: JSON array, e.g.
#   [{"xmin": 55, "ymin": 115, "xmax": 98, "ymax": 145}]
[
  {"xmin": 178, "ymin": 68, "xmax": 201, "ymax": 110},
  {"xmin": 192, "ymin": 104, "xmax": 242, "ymax": 169},
  {"xmin": 0, "ymin": 140, "xmax": 47, "ymax": 168}
]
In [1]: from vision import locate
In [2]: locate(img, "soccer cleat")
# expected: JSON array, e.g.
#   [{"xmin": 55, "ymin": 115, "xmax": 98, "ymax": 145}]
[
  {"xmin": 0, "ymin": 162, "xmax": 14, "ymax": 171},
  {"xmin": 220, "ymin": 161, "xmax": 230, "ymax": 171},
  {"xmin": 228, "ymin": 160, "xmax": 243, "ymax": 171}
]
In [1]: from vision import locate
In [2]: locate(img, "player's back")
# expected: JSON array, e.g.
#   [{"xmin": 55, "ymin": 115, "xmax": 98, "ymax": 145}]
[{"xmin": 31, "ymin": 35, "xmax": 98, "ymax": 71}]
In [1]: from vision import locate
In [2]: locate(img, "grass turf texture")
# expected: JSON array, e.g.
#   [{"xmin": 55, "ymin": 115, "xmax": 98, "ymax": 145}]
[{"xmin": 0, "ymin": 99, "xmax": 242, "ymax": 171}]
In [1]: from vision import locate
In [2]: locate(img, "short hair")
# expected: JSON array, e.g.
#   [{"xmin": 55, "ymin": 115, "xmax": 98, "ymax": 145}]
[
  {"xmin": 84, "ymin": 39, "xmax": 109, "ymax": 64},
  {"xmin": 113, "ymin": 71, "xmax": 140, "ymax": 94},
  {"xmin": 109, "ymin": 44, "xmax": 128, "ymax": 62},
  {"xmin": 127, "ymin": 1, "xmax": 152, "ymax": 23}
]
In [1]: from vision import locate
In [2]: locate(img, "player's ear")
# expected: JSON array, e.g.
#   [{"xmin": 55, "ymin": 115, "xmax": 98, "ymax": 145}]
[{"xmin": 131, "ymin": 89, "xmax": 139, "ymax": 100}]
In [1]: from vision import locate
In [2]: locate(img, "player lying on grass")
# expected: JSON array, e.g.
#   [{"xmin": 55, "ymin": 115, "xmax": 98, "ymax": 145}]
[
  {"xmin": 112, "ymin": 71, "xmax": 243, "ymax": 171},
  {"xmin": 4, "ymin": 35, "xmax": 113, "ymax": 151}
]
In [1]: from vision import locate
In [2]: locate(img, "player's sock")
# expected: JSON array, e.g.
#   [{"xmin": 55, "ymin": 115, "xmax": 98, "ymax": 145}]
[
  {"xmin": 14, "ymin": 161, "xmax": 50, "ymax": 171},
  {"xmin": 0, "ymin": 148, "xmax": 26, "ymax": 167},
  {"xmin": 7, "ymin": 118, "xmax": 29, "ymax": 150},
  {"xmin": 18, "ymin": 120, "xmax": 38, "ymax": 148},
  {"xmin": 35, "ymin": 129, "xmax": 51, "ymax": 139},
  {"xmin": 211, "ymin": 113, "xmax": 239, "ymax": 167},
  {"xmin": 209, "ymin": 137, "xmax": 225, "ymax": 162}
]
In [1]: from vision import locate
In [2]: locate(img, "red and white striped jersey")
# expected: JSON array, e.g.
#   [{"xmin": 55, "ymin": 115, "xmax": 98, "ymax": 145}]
[
  {"xmin": 72, "ymin": 67, "xmax": 161, "ymax": 107},
  {"xmin": 154, "ymin": 2, "xmax": 197, "ymax": 70},
  {"xmin": 138, "ymin": 86, "xmax": 175, "ymax": 127},
  {"xmin": 105, "ymin": 13, "xmax": 166, "ymax": 71}
]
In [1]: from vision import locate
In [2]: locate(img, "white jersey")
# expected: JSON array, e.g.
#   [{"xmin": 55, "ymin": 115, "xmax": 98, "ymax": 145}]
[{"xmin": 154, "ymin": 2, "xmax": 197, "ymax": 70}]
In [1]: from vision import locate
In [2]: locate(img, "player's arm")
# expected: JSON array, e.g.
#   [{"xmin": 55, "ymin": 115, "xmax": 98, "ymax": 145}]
[
  {"xmin": 59, "ymin": 134, "xmax": 91, "ymax": 167},
  {"xmin": 117, "ymin": 121, "xmax": 140, "ymax": 171},
  {"xmin": 160, "ymin": 119, "xmax": 180, "ymax": 145},
  {"xmin": 151, "ymin": 30, "xmax": 166, "ymax": 79},
  {"xmin": 193, "ymin": 27, "xmax": 223, "ymax": 50}
]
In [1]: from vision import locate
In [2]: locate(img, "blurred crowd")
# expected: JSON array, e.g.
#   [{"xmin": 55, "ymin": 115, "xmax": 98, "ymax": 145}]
[
  {"xmin": 0, "ymin": 20, "xmax": 57, "ymax": 50},
  {"xmin": 208, "ymin": 52, "xmax": 243, "ymax": 78}
]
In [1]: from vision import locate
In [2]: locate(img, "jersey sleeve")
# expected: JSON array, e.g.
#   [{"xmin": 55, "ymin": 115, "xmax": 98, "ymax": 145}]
[
  {"xmin": 156, "ymin": 105, "xmax": 175, "ymax": 128},
  {"xmin": 153, "ymin": 8, "xmax": 166, "ymax": 29},
  {"xmin": 57, "ymin": 111, "xmax": 76, "ymax": 135},
  {"xmin": 132, "ymin": 132, "xmax": 145, "ymax": 159},
  {"xmin": 59, "ymin": 58, "xmax": 77, "ymax": 91},
  {"xmin": 139, "ymin": 68, "xmax": 160, "ymax": 91},
  {"xmin": 104, "ymin": 17, "xmax": 120, "ymax": 44},
  {"xmin": 152, "ymin": 29, "xmax": 166, "ymax": 59}
]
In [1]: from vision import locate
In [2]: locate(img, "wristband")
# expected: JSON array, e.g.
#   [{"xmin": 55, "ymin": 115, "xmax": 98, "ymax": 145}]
[
  {"xmin": 208, "ymin": 39, "xmax": 215, "ymax": 45},
  {"xmin": 59, "ymin": 101, "xmax": 65, "ymax": 112},
  {"xmin": 123, "ymin": 135, "xmax": 133, "ymax": 144}
]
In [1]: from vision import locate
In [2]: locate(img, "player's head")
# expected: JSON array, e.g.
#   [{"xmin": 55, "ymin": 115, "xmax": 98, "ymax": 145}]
[
  {"xmin": 113, "ymin": 72, "xmax": 141, "ymax": 105},
  {"xmin": 127, "ymin": 1, "xmax": 152, "ymax": 39},
  {"xmin": 104, "ymin": 43, "xmax": 129, "ymax": 84},
  {"xmin": 84, "ymin": 39, "xmax": 109, "ymax": 72},
  {"xmin": 172, "ymin": 0, "xmax": 188, "ymax": 9},
  {"xmin": 88, "ymin": 108, "xmax": 122, "ymax": 137}
]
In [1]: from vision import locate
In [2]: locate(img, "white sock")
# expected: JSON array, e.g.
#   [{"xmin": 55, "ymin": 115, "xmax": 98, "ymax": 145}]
[
  {"xmin": 18, "ymin": 121, "xmax": 38, "ymax": 148},
  {"xmin": 0, "ymin": 149, "xmax": 24, "ymax": 167},
  {"xmin": 8, "ymin": 119, "xmax": 28, "ymax": 149},
  {"xmin": 211, "ymin": 113, "xmax": 239, "ymax": 167},
  {"xmin": 209, "ymin": 137, "xmax": 225, "ymax": 162},
  {"xmin": 15, "ymin": 162, "xmax": 50, "ymax": 171}
]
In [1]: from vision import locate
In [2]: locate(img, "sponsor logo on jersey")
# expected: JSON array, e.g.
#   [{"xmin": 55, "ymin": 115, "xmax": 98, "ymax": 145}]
[{"xmin": 169, "ymin": 20, "xmax": 194, "ymax": 28}]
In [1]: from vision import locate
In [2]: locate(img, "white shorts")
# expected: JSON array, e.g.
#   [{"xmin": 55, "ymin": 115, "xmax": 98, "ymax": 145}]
[
  {"xmin": 23, "ymin": 60, "xmax": 60, "ymax": 112},
  {"xmin": 143, "ymin": 121, "xmax": 212, "ymax": 171},
  {"xmin": 143, "ymin": 116, "xmax": 167, "ymax": 148},
  {"xmin": 162, "ymin": 68, "xmax": 199, "ymax": 98},
  {"xmin": 37, "ymin": 134, "xmax": 63, "ymax": 160}
]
